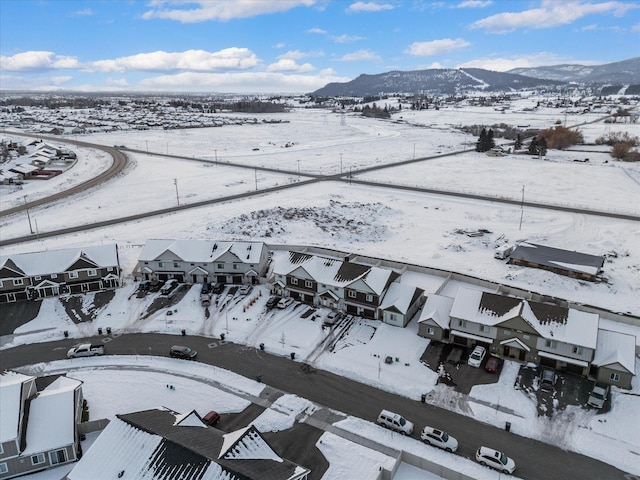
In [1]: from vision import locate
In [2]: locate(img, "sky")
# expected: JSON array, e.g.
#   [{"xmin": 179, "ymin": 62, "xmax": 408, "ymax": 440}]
[{"xmin": 0, "ymin": 0, "xmax": 639, "ymax": 94}]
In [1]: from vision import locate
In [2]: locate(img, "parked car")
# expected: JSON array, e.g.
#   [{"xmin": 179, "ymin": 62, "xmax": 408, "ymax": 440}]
[
  {"xmin": 169, "ymin": 345, "xmax": 197, "ymax": 359},
  {"xmin": 203, "ymin": 410, "xmax": 220, "ymax": 426},
  {"xmin": 161, "ymin": 279, "xmax": 178, "ymax": 295},
  {"xmin": 476, "ymin": 446, "xmax": 516, "ymax": 474},
  {"xmin": 587, "ymin": 383, "xmax": 610, "ymax": 409},
  {"xmin": 277, "ymin": 297, "xmax": 294, "ymax": 309},
  {"xmin": 211, "ymin": 282, "xmax": 225, "ymax": 294},
  {"xmin": 376, "ymin": 409, "xmax": 414, "ymax": 435},
  {"xmin": 467, "ymin": 345, "xmax": 486, "ymax": 368},
  {"xmin": 266, "ymin": 296, "xmax": 281, "ymax": 309},
  {"xmin": 148, "ymin": 279, "xmax": 164, "ymax": 292},
  {"xmin": 238, "ymin": 284, "xmax": 253, "ymax": 295},
  {"xmin": 67, "ymin": 344, "xmax": 105, "ymax": 358},
  {"xmin": 420, "ymin": 426, "xmax": 458, "ymax": 452},
  {"xmin": 323, "ymin": 311, "xmax": 342, "ymax": 327},
  {"xmin": 540, "ymin": 368, "xmax": 557, "ymax": 391},
  {"xmin": 484, "ymin": 356, "xmax": 503, "ymax": 373}
]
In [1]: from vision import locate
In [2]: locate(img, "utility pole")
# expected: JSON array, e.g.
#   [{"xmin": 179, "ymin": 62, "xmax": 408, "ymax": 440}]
[
  {"xmin": 340, "ymin": 153, "xmax": 343, "ymax": 173},
  {"xmin": 23, "ymin": 196, "xmax": 34, "ymax": 234},
  {"xmin": 146, "ymin": 140, "xmax": 149, "ymax": 154},
  {"xmin": 413, "ymin": 143, "xmax": 416, "ymax": 159},
  {"xmin": 215, "ymin": 149, "xmax": 217, "ymax": 164},
  {"xmin": 519, "ymin": 185, "xmax": 525, "ymax": 230},
  {"xmin": 297, "ymin": 160, "xmax": 300, "ymax": 179},
  {"xmin": 174, "ymin": 178, "xmax": 180, "ymax": 206},
  {"xmin": 254, "ymin": 168, "xmax": 258, "ymax": 191}
]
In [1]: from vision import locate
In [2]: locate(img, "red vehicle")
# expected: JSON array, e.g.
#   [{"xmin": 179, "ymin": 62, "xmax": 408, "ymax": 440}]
[
  {"xmin": 484, "ymin": 356, "xmax": 503, "ymax": 373},
  {"xmin": 203, "ymin": 410, "xmax": 220, "ymax": 426}
]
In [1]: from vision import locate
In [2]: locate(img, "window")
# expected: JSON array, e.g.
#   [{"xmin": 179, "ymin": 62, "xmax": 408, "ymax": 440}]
[
  {"xmin": 523, "ymin": 334, "xmax": 530, "ymax": 340},
  {"xmin": 0, "ymin": 464, "xmax": 7, "ymax": 474},
  {"xmin": 69, "ymin": 272, "xmax": 79, "ymax": 279},
  {"xmin": 31, "ymin": 453, "xmax": 46, "ymax": 465},
  {"xmin": 365, "ymin": 294, "xmax": 373, "ymax": 302},
  {"xmin": 173, "ymin": 262, "xmax": 180, "ymax": 268},
  {"xmin": 0, "ymin": 280, "xmax": 3, "ymax": 288},
  {"xmin": 158, "ymin": 262, "xmax": 165, "ymax": 268},
  {"xmin": 233, "ymin": 264, "xmax": 238, "ymax": 270},
  {"xmin": 88, "ymin": 269, "xmax": 96, "ymax": 277},
  {"xmin": 291, "ymin": 278, "xmax": 298, "ymax": 285},
  {"xmin": 388, "ymin": 313, "xmax": 396, "ymax": 322},
  {"xmin": 305, "ymin": 280, "xmax": 313, "ymax": 288},
  {"xmin": 573, "ymin": 346, "xmax": 583, "ymax": 355},
  {"xmin": 610, "ymin": 372, "xmax": 620, "ymax": 382},
  {"xmin": 427, "ymin": 327, "xmax": 435, "ymax": 336},
  {"xmin": 480, "ymin": 325, "xmax": 490, "ymax": 333},
  {"xmin": 348, "ymin": 290, "xmax": 356, "ymax": 298},
  {"xmin": 144, "ymin": 262, "xmax": 149, "ymax": 265},
  {"xmin": 14, "ymin": 278, "xmax": 24, "ymax": 286},
  {"xmin": 34, "ymin": 275, "xmax": 42, "ymax": 281},
  {"xmin": 49, "ymin": 449, "xmax": 67, "ymax": 465},
  {"xmin": 503, "ymin": 329, "xmax": 511, "ymax": 335},
  {"xmin": 545, "ymin": 339, "xmax": 557, "ymax": 349},
  {"xmin": 217, "ymin": 263, "xmax": 224, "ymax": 269},
  {"xmin": 458, "ymin": 319, "xmax": 467, "ymax": 328}
]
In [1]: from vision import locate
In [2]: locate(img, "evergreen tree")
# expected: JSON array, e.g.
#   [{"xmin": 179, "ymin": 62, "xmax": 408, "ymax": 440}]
[
  {"xmin": 538, "ymin": 137, "xmax": 548, "ymax": 156},
  {"xmin": 514, "ymin": 134, "xmax": 522, "ymax": 150},
  {"xmin": 487, "ymin": 129, "xmax": 496, "ymax": 150},
  {"xmin": 476, "ymin": 128, "xmax": 487, "ymax": 152},
  {"xmin": 528, "ymin": 137, "xmax": 539, "ymax": 155}
]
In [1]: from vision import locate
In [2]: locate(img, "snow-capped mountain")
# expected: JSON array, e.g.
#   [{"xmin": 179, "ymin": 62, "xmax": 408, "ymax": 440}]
[{"xmin": 508, "ymin": 57, "xmax": 640, "ymax": 84}]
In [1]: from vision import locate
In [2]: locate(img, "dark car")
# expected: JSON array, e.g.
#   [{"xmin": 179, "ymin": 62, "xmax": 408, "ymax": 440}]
[
  {"xmin": 540, "ymin": 368, "xmax": 557, "ymax": 391},
  {"xmin": 200, "ymin": 282, "xmax": 211, "ymax": 295},
  {"xmin": 211, "ymin": 282, "xmax": 225, "ymax": 294},
  {"xmin": 484, "ymin": 356, "xmax": 503, "ymax": 373},
  {"xmin": 148, "ymin": 279, "xmax": 164, "ymax": 292},
  {"xmin": 170, "ymin": 345, "xmax": 197, "ymax": 359},
  {"xmin": 266, "ymin": 296, "xmax": 281, "ymax": 309},
  {"xmin": 203, "ymin": 410, "xmax": 220, "ymax": 426}
]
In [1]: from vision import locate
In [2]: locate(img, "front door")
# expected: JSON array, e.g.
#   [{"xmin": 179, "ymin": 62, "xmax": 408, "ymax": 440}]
[{"xmin": 503, "ymin": 346, "xmax": 510, "ymax": 357}]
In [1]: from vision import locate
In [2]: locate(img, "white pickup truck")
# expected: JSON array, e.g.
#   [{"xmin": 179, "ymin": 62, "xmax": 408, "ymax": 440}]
[{"xmin": 67, "ymin": 343, "xmax": 105, "ymax": 358}]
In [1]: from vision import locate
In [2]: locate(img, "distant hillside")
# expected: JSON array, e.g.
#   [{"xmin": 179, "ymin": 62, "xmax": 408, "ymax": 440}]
[
  {"xmin": 311, "ymin": 68, "xmax": 562, "ymax": 97},
  {"xmin": 508, "ymin": 57, "xmax": 640, "ymax": 84}
]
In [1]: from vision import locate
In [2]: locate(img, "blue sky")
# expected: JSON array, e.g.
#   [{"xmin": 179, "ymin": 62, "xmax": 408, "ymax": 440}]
[{"xmin": 1, "ymin": 0, "xmax": 638, "ymax": 93}]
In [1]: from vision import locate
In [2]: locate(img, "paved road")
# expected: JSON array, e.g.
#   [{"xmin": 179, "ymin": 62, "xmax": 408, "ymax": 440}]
[{"xmin": 1, "ymin": 333, "xmax": 631, "ymax": 480}]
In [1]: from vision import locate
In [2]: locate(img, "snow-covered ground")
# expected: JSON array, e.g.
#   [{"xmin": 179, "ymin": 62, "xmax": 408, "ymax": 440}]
[{"xmin": 2, "ymin": 100, "xmax": 639, "ymax": 478}]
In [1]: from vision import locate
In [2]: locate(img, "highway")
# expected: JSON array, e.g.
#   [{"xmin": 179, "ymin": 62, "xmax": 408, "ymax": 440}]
[{"xmin": 1, "ymin": 333, "xmax": 631, "ymax": 480}]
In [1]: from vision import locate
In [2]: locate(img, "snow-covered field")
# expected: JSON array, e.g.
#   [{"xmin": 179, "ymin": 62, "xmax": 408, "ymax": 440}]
[{"xmin": 2, "ymin": 99, "xmax": 639, "ymax": 478}]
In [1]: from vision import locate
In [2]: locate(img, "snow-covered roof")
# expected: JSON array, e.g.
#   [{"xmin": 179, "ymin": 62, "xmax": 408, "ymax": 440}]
[
  {"xmin": 138, "ymin": 239, "xmax": 265, "ymax": 265},
  {"xmin": 0, "ymin": 371, "xmax": 35, "ymax": 443},
  {"xmin": 450, "ymin": 287, "xmax": 599, "ymax": 348},
  {"xmin": 273, "ymin": 251, "xmax": 370, "ymax": 287},
  {"xmin": 23, "ymin": 376, "xmax": 82, "ymax": 455},
  {"xmin": 379, "ymin": 282, "xmax": 423, "ymax": 314},
  {"xmin": 355, "ymin": 267, "xmax": 397, "ymax": 295},
  {"xmin": 592, "ymin": 329, "xmax": 636, "ymax": 373},
  {"xmin": 9, "ymin": 163, "xmax": 40, "ymax": 174},
  {"xmin": 510, "ymin": 242, "xmax": 604, "ymax": 276},
  {"xmin": 0, "ymin": 244, "xmax": 119, "ymax": 277},
  {"xmin": 68, "ymin": 408, "xmax": 308, "ymax": 480},
  {"xmin": 418, "ymin": 294, "xmax": 454, "ymax": 329}
]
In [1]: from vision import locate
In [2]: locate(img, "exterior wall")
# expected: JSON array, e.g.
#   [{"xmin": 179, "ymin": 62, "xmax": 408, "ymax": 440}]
[
  {"xmin": 596, "ymin": 367, "xmax": 633, "ymax": 390},
  {"xmin": 344, "ymin": 288, "xmax": 379, "ymax": 319},
  {"xmin": 417, "ymin": 322, "xmax": 445, "ymax": 341},
  {"xmin": 0, "ymin": 443, "xmax": 76, "ymax": 479},
  {"xmin": 0, "ymin": 441, "xmax": 19, "ymax": 461}
]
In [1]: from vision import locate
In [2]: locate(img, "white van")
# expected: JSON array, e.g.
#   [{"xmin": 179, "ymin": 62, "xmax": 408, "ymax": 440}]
[
  {"xmin": 277, "ymin": 297, "xmax": 294, "ymax": 309},
  {"xmin": 376, "ymin": 409, "xmax": 414, "ymax": 435}
]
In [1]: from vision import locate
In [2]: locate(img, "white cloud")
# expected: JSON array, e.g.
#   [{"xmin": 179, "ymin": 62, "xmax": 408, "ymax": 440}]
[
  {"xmin": 136, "ymin": 71, "xmax": 351, "ymax": 93},
  {"xmin": 347, "ymin": 2, "xmax": 394, "ymax": 13},
  {"xmin": 85, "ymin": 48, "xmax": 259, "ymax": 73},
  {"xmin": 278, "ymin": 50, "xmax": 324, "ymax": 60},
  {"xmin": 331, "ymin": 34, "xmax": 365, "ymax": 43},
  {"xmin": 631, "ymin": 23, "xmax": 640, "ymax": 32},
  {"xmin": 456, "ymin": 0, "xmax": 492, "ymax": 8},
  {"xmin": 471, "ymin": 1, "xmax": 639, "ymax": 34},
  {"xmin": 339, "ymin": 49, "xmax": 381, "ymax": 62},
  {"xmin": 406, "ymin": 38, "xmax": 471, "ymax": 56},
  {"xmin": 267, "ymin": 58, "xmax": 315, "ymax": 72},
  {"xmin": 456, "ymin": 52, "xmax": 578, "ymax": 71},
  {"xmin": 308, "ymin": 27, "xmax": 327, "ymax": 34},
  {"xmin": 142, "ymin": 0, "xmax": 317, "ymax": 23},
  {"xmin": 0, "ymin": 51, "xmax": 80, "ymax": 71},
  {"xmin": 106, "ymin": 78, "xmax": 130, "ymax": 87},
  {"xmin": 73, "ymin": 8, "xmax": 94, "ymax": 16}
]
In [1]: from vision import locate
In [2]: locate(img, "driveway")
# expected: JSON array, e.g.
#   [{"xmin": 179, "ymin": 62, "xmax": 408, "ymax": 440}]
[{"xmin": 421, "ymin": 341, "xmax": 502, "ymax": 395}]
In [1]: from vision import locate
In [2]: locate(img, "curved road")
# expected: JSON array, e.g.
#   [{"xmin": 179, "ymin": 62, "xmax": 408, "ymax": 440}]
[{"xmin": 0, "ymin": 333, "xmax": 631, "ymax": 480}]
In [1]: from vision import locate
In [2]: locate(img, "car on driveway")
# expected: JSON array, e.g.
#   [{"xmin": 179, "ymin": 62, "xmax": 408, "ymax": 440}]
[
  {"xmin": 266, "ymin": 296, "xmax": 281, "ymax": 309},
  {"xmin": 238, "ymin": 284, "xmax": 253, "ymax": 295},
  {"xmin": 484, "ymin": 356, "xmax": 503, "ymax": 373},
  {"xmin": 170, "ymin": 345, "xmax": 197, "ymax": 359},
  {"xmin": 323, "ymin": 311, "xmax": 342, "ymax": 327},
  {"xmin": 211, "ymin": 282, "xmax": 225, "ymax": 294},
  {"xmin": 476, "ymin": 446, "xmax": 516, "ymax": 474},
  {"xmin": 467, "ymin": 345, "xmax": 486, "ymax": 368},
  {"xmin": 540, "ymin": 368, "xmax": 557, "ymax": 391},
  {"xmin": 587, "ymin": 383, "xmax": 610, "ymax": 409},
  {"xmin": 277, "ymin": 297, "xmax": 294, "ymax": 309},
  {"xmin": 420, "ymin": 426, "xmax": 458, "ymax": 452}
]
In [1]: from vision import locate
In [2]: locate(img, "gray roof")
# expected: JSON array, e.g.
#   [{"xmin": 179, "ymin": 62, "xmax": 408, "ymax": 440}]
[{"xmin": 509, "ymin": 242, "xmax": 604, "ymax": 277}]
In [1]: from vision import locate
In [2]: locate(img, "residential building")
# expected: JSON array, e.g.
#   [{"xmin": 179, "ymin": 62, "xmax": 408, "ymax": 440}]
[
  {"xmin": 66, "ymin": 408, "xmax": 310, "ymax": 480},
  {"xmin": 0, "ymin": 245, "xmax": 121, "ymax": 304},
  {"xmin": 135, "ymin": 239, "xmax": 269, "ymax": 285},
  {"xmin": 591, "ymin": 329, "xmax": 636, "ymax": 389},
  {"xmin": 0, "ymin": 372, "xmax": 83, "ymax": 479},
  {"xmin": 417, "ymin": 294, "xmax": 454, "ymax": 341}
]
